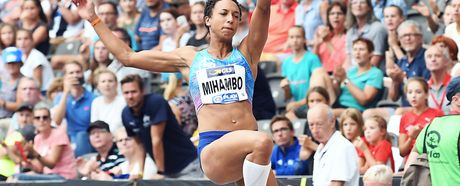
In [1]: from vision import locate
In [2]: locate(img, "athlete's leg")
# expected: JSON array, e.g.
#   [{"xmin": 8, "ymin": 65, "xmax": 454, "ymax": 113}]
[{"xmin": 200, "ymin": 130, "xmax": 276, "ymax": 185}]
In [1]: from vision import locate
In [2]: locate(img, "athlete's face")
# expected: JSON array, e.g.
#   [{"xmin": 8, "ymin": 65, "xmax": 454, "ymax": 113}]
[
  {"xmin": 205, "ymin": 0, "xmax": 240, "ymax": 41},
  {"xmin": 122, "ymin": 82, "xmax": 144, "ymax": 109}
]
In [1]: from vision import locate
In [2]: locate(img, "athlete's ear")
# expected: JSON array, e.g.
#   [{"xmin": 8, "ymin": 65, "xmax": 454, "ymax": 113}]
[{"xmin": 205, "ymin": 16, "xmax": 211, "ymax": 28}]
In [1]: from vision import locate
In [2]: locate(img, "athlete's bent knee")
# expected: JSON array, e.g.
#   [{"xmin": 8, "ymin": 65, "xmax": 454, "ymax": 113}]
[{"xmin": 253, "ymin": 133, "xmax": 274, "ymax": 157}]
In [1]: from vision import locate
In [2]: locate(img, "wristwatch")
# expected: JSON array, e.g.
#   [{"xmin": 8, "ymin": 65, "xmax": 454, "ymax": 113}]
[{"xmin": 343, "ymin": 79, "xmax": 350, "ymax": 86}]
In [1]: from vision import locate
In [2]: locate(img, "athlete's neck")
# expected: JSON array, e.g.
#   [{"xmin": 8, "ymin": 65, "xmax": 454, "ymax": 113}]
[{"xmin": 208, "ymin": 41, "xmax": 233, "ymax": 60}]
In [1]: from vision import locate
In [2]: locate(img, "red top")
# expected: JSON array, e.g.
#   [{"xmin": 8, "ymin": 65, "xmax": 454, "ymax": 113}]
[
  {"xmin": 367, "ymin": 140, "xmax": 395, "ymax": 171},
  {"xmin": 399, "ymin": 107, "xmax": 444, "ymax": 150}
]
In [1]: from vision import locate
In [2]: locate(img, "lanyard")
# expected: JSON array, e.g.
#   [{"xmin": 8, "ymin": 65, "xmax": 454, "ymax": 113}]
[
  {"xmin": 429, "ymin": 88, "xmax": 447, "ymax": 111},
  {"xmin": 428, "ymin": 74, "xmax": 451, "ymax": 111}
]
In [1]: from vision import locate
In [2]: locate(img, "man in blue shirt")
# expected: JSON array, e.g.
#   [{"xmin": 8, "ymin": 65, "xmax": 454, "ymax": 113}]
[
  {"xmin": 54, "ymin": 61, "xmax": 95, "ymax": 157},
  {"xmin": 387, "ymin": 20, "xmax": 430, "ymax": 106},
  {"xmin": 120, "ymin": 75, "xmax": 201, "ymax": 178},
  {"xmin": 135, "ymin": 0, "xmax": 168, "ymax": 50},
  {"xmin": 270, "ymin": 115, "xmax": 311, "ymax": 175}
]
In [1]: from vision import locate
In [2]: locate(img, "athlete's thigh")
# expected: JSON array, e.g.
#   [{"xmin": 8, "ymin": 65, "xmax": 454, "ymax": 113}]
[{"xmin": 200, "ymin": 130, "xmax": 269, "ymax": 182}]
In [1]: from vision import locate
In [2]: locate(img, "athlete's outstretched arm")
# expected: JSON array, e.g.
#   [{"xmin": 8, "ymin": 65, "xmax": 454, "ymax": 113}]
[
  {"xmin": 239, "ymin": 0, "xmax": 270, "ymax": 64},
  {"xmin": 72, "ymin": 0, "xmax": 191, "ymax": 72}
]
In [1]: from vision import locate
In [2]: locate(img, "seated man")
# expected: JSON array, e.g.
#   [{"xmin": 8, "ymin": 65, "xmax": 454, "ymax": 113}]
[
  {"xmin": 77, "ymin": 121, "xmax": 125, "ymax": 179},
  {"xmin": 7, "ymin": 104, "xmax": 34, "ymax": 135},
  {"xmin": 270, "ymin": 115, "xmax": 311, "ymax": 175}
]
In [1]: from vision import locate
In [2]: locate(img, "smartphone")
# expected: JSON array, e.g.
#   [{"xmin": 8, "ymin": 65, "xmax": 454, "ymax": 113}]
[{"xmin": 176, "ymin": 15, "xmax": 188, "ymax": 26}]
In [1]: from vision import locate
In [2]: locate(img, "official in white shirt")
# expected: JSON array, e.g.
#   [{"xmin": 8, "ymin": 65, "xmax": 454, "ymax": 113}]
[{"xmin": 308, "ymin": 103, "xmax": 359, "ymax": 186}]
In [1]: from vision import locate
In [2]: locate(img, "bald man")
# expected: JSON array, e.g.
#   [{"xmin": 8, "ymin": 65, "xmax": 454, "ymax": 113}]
[{"xmin": 308, "ymin": 103, "xmax": 359, "ymax": 186}]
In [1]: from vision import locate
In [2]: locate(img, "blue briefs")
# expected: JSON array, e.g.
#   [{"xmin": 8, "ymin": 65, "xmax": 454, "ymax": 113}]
[{"xmin": 197, "ymin": 131, "xmax": 230, "ymax": 163}]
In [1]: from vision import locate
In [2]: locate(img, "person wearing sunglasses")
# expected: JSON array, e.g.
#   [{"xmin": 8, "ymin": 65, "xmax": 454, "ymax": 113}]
[{"xmin": 12, "ymin": 106, "xmax": 77, "ymax": 181}]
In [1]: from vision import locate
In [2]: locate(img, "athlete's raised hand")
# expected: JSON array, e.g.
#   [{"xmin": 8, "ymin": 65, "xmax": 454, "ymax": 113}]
[{"xmin": 72, "ymin": 0, "xmax": 97, "ymax": 21}]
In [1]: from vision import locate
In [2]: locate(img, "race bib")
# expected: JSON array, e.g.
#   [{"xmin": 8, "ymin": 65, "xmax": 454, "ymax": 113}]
[{"xmin": 197, "ymin": 65, "xmax": 248, "ymax": 104}]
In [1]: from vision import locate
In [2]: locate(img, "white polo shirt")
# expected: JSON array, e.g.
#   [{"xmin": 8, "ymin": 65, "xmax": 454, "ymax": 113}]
[{"xmin": 313, "ymin": 131, "xmax": 359, "ymax": 186}]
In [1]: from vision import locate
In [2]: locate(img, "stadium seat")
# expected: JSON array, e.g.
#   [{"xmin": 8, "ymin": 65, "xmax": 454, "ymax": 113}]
[
  {"xmin": 258, "ymin": 61, "xmax": 278, "ymax": 76},
  {"xmin": 257, "ymin": 119, "xmax": 272, "ymax": 136},
  {"xmin": 388, "ymin": 132, "xmax": 399, "ymax": 147},
  {"xmin": 54, "ymin": 40, "xmax": 82, "ymax": 55},
  {"xmin": 392, "ymin": 147, "xmax": 404, "ymax": 171},
  {"xmin": 387, "ymin": 115, "xmax": 401, "ymax": 136},
  {"xmin": 292, "ymin": 119, "xmax": 307, "ymax": 137},
  {"xmin": 266, "ymin": 74, "xmax": 287, "ymax": 114}
]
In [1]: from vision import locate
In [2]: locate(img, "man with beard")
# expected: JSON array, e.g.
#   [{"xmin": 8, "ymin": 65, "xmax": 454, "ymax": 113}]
[{"xmin": 135, "ymin": 0, "xmax": 168, "ymax": 50}]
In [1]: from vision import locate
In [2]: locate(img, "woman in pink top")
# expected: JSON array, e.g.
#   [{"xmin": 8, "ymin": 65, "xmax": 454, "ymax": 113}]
[
  {"xmin": 312, "ymin": 1, "xmax": 347, "ymax": 74},
  {"xmin": 14, "ymin": 107, "xmax": 77, "ymax": 180}
]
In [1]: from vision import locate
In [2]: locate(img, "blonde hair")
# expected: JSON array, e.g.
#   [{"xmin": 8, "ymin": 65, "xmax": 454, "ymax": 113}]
[
  {"xmin": 363, "ymin": 165, "xmax": 393, "ymax": 186},
  {"xmin": 46, "ymin": 77, "xmax": 63, "ymax": 100},
  {"xmin": 364, "ymin": 115, "xmax": 389, "ymax": 141}
]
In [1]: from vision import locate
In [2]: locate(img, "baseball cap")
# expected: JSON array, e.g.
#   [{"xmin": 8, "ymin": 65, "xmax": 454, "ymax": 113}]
[
  {"xmin": 87, "ymin": 120, "xmax": 111, "ymax": 133},
  {"xmin": 2, "ymin": 47, "xmax": 23, "ymax": 64},
  {"xmin": 17, "ymin": 103, "xmax": 34, "ymax": 112},
  {"xmin": 447, "ymin": 76, "xmax": 460, "ymax": 105}
]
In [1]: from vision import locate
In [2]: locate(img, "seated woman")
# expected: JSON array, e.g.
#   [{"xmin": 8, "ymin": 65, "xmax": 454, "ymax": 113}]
[
  {"xmin": 90, "ymin": 69, "xmax": 126, "ymax": 132},
  {"xmin": 332, "ymin": 38, "xmax": 384, "ymax": 116},
  {"xmin": 17, "ymin": 0, "xmax": 49, "ymax": 55},
  {"xmin": 15, "ymin": 29, "xmax": 55, "ymax": 93},
  {"xmin": 112, "ymin": 127, "xmax": 158, "ymax": 180},
  {"xmin": 312, "ymin": 1, "xmax": 347, "ymax": 74},
  {"xmin": 12, "ymin": 106, "xmax": 77, "ymax": 181}
]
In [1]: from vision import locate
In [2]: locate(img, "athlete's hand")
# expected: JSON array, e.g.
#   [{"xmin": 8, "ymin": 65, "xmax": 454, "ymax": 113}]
[{"xmin": 72, "ymin": 0, "xmax": 97, "ymax": 21}]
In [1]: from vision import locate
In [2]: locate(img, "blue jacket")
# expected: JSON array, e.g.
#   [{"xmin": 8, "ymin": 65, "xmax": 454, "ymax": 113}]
[{"xmin": 271, "ymin": 138, "xmax": 310, "ymax": 175}]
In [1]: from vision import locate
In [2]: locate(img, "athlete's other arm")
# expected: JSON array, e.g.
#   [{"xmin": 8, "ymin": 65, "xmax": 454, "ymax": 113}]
[
  {"xmin": 150, "ymin": 122, "xmax": 166, "ymax": 173},
  {"xmin": 73, "ymin": 0, "xmax": 191, "ymax": 72},
  {"xmin": 238, "ymin": 0, "xmax": 270, "ymax": 65}
]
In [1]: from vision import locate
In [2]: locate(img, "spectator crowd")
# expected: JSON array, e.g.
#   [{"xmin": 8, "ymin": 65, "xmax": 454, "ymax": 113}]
[{"xmin": 0, "ymin": 0, "xmax": 459, "ymax": 184}]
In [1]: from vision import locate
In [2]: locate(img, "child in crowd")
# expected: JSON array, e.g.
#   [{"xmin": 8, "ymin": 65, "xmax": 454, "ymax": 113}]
[
  {"xmin": 280, "ymin": 26, "xmax": 323, "ymax": 115},
  {"xmin": 339, "ymin": 108, "xmax": 365, "ymax": 143},
  {"xmin": 398, "ymin": 78, "xmax": 444, "ymax": 161},
  {"xmin": 339, "ymin": 108, "xmax": 367, "ymax": 157},
  {"xmin": 287, "ymin": 86, "xmax": 330, "ymax": 121},
  {"xmin": 363, "ymin": 164, "xmax": 393, "ymax": 186},
  {"xmin": 356, "ymin": 116, "xmax": 394, "ymax": 174}
]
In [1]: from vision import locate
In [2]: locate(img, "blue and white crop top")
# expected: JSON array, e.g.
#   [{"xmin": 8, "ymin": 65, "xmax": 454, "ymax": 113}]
[{"xmin": 189, "ymin": 48, "xmax": 255, "ymax": 112}]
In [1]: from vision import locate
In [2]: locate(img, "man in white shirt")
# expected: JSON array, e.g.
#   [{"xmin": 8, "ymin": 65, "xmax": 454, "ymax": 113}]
[{"xmin": 308, "ymin": 103, "xmax": 359, "ymax": 186}]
